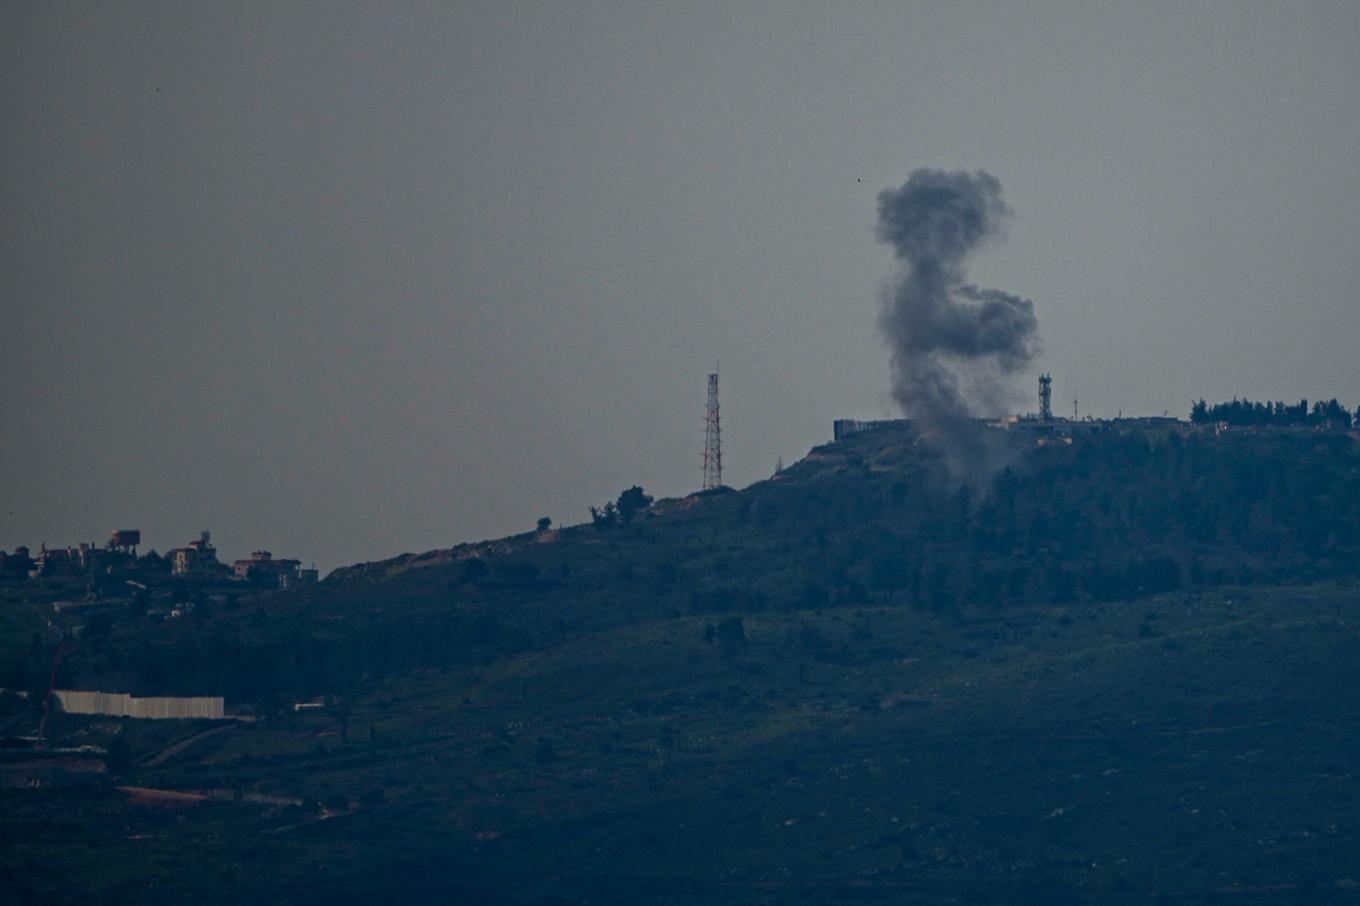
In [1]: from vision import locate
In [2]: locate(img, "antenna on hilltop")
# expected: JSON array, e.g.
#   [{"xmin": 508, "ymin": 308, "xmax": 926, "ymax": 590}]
[
  {"xmin": 702, "ymin": 369, "xmax": 722, "ymax": 490},
  {"xmin": 1039, "ymin": 373, "xmax": 1053, "ymax": 421}
]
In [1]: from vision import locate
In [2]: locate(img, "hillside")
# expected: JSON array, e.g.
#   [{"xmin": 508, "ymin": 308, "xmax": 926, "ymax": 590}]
[{"xmin": 4, "ymin": 422, "xmax": 1360, "ymax": 904}]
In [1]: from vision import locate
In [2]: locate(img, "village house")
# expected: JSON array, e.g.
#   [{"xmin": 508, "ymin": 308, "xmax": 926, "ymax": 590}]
[
  {"xmin": 233, "ymin": 550, "xmax": 299, "ymax": 583},
  {"xmin": 231, "ymin": 550, "xmax": 318, "ymax": 588},
  {"xmin": 33, "ymin": 543, "xmax": 107, "ymax": 578},
  {"xmin": 169, "ymin": 531, "xmax": 228, "ymax": 580}
]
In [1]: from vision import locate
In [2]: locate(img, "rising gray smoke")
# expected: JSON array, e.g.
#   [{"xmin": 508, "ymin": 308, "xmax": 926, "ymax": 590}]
[{"xmin": 876, "ymin": 169, "xmax": 1039, "ymax": 484}]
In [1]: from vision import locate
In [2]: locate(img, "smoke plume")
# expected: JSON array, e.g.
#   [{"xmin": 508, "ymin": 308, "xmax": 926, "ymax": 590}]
[{"xmin": 876, "ymin": 169, "xmax": 1039, "ymax": 483}]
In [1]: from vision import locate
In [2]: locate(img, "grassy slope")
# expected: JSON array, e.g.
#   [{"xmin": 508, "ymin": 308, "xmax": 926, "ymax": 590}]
[{"xmin": 6, "ymin": 583, "xmax": 1360, "ymax": 904}]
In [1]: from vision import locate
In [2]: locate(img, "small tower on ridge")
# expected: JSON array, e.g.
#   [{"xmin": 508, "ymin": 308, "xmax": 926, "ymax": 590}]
[
  {"xmin": 702, "ymin": 371, "xmax": 722, "ymax": 490},
  {"xmin": 1039, "ymin": 373, "xmax": 1053, "ymax": 421}
]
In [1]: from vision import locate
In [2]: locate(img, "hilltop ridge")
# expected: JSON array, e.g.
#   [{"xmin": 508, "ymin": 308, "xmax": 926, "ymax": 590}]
[{"xmin": 4, "ymin": 420, "xmax": 1360, "ymax": 904}]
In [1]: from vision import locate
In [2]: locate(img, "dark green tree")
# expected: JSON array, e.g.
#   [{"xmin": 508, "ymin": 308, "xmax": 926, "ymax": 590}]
[
  {"xmin": 615, "ymin": 486, "xmax": 653, "ymax": 524},
  {"xmin": 136, "ymin": 550, "xmax": 170, "ymax": 574},
  {"xmin": 589, "ymin": 502, "xmax": 618, "ymax": 528}
]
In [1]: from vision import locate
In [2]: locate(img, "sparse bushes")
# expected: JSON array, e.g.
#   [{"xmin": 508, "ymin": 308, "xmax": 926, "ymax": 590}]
[
  {"xmin": 590, "ymin": 485, "xmax": 653, "ymax": 529},
  {"xmin": 588, "ymin": 502, "xmax": 618, "ymax": 528}
]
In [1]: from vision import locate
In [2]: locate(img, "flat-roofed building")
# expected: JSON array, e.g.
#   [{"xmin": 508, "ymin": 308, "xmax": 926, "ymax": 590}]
[
  {"xmin": 170, "ymin": 532, "xmax": 226, "ymax": 580},
  {"xmin": 232, "ymin": 550, "xmax": 301, "ymax": 585}
]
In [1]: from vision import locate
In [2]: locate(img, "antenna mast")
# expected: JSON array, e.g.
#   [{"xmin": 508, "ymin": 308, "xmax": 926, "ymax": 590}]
[
  {"xmin": 702, "ymin": 371, "xmax": 722, "ymax": 490},
  {"xmin": 1038, "ymin": 373, "xmax": 1053, "ymax": 421}
]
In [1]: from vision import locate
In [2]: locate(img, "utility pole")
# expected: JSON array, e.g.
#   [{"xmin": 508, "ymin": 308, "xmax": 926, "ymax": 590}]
[{"xmin": 702, "ymin": 371, "xmax": 722, "ymax": 490}]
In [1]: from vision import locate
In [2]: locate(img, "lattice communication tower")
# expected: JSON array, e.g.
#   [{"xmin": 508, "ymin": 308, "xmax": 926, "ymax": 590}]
[
  {"xmin": 1039, "ymin": 373, "xmax": 1053, "ymax": 421},
  {"xmin": 702, "ymin": 371, "xmax": 722, "ymax": 490}
]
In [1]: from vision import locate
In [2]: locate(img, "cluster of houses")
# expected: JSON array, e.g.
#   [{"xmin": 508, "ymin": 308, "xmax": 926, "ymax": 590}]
[
  {"xmin": 167, "ymin": 531, "xmax": 318, "ymax": 587},
  {"xmin": 0, "ymin": 529, "xmax": 317, "ymax": 590}
]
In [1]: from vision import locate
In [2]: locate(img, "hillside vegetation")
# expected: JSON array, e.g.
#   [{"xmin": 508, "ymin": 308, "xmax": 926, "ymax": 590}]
[{"xmin": 4, "ymin": 423, "xmax": 1360, "ymax": 904}]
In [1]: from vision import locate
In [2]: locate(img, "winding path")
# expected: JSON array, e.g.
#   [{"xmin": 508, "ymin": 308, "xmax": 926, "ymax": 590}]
[{"xmin": 141, "ymin": 721, "xmax": 238, "ymax": 767}]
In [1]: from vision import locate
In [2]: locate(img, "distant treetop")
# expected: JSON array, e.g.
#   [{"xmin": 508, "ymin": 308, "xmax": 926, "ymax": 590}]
[{"xmin": 1190, "ymin": 397, "xmax": 1353, "ymax": 428}]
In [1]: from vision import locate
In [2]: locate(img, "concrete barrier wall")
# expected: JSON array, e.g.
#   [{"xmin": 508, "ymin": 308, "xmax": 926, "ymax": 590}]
[{"xmin": 54, "ymin": 690, "xmax": 224, "ymax": 720}]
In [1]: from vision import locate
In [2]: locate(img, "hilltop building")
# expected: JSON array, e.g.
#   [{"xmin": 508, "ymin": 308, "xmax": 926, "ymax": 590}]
[
  {"xmin": 832, "ymin": 419, "xmax": 910, "ymax": 442},
  {"xmin": 33, "ymin": 543, "xmax": 107, "ymax": 578},
  {"xmin": 232, "ymin": 550, "xmax": 316, "ymax": 587},
  {"xmin": 170, "ymin": 532, "xmax": 227, "ymax": 580},
  {"xmin": 34, "ymin": 545, "xmax": 78, "ymax": 577},
  {"xmin": 5, "ymin": 528, "xmax": 316, "ymax": 590},
  {"xmin": 833, "ymin": 376, "xmax": 1187, "ymax": 445},
  {"xmin": 109, "ymin": 530, "xmax": 140, "ymax": 555},
  {"xmin": 232, "ymin": 550, "xmax": 299, "ymax": 582},
  {"xmin": 993, "ymin": 413, "xmax": 1106, "ymax": 439}
]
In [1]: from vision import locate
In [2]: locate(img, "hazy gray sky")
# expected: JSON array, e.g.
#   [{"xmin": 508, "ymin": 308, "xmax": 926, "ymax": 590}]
[{"xmin": 4, "ymin": 2, "xmax": 1358, "ymax": 570}]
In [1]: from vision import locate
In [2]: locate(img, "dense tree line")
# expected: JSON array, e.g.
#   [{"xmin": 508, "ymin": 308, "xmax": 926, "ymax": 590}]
[
  {"xmin": 589, "ymin": 485, "xmax": 653, "ymax": 528},
  {"xmin": 1190, "ymin": 397, "xmax": 1354, "ymax": 427},
  {"xmin": 731, "ymin": 428, "xmax": 1360, "ymax": 617}
]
